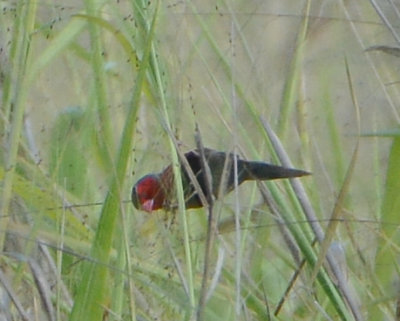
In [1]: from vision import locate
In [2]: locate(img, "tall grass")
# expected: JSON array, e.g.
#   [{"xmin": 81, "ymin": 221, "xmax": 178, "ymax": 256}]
[{"xmin": 0, "ymin": 1, "xmax": 398, "ymax": 320}]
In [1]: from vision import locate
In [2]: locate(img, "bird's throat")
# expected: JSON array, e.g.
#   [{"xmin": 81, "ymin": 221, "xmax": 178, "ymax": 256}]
[{"xmin": 142, "ymin": 199, "xmax": 155, "ymax": 212}]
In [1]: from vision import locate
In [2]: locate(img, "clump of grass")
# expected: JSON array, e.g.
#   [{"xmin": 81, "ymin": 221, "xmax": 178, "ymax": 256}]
[{"xmin": 0, "ymin": 1, "xmax": 398, "ymax": 320}]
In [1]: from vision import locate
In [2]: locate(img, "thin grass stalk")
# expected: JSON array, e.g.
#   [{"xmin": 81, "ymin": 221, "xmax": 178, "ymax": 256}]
[
  {"xmin": 0, "ymin": 0, "xmax": 37, "ymax": 250},
  {"xmin": 145, "ymin": 3, "xmax": 196, "ymax": 315},
  {"xmin": 0, "ymin": 269, "xmax": 31, "ymax": 321},
  {"xmin": 188, "ymin": 4, "xmax": 352, "ymax": 317},
  {"xmin": 162, "ymin": 133, "xmax": 196, "ymax": 315},
  {"xmin": 371, "ymin": 138, "xmax": 400, "ymax": 321},
  {"xmin": 28, "ymin": 0, "xmax": 108, "ymax": 80},
  {"xmin": 68, "ymin": 3, "xmax": 158, "ymax": 319},
  {"xmin": 121, "ymin": 208, "xmax": 137, "ymax": 321},
  {"xmin": 341, "ymin": 0, "xmax": 400, "ymax": 123},
  {"xmin": 196, "ymin": 129, "xmax": 216, "ymax": 321},
  {"xmin": 262, "ymin": 118, "xmax": 356, "ymax": 321},
  {"xmin": 274, "ymin": 239, "xmax": 316, "ymax": 316},
  {"xmin": 29, "ymin": 258, "xmax": 55, "ymax": 321},
  {"xmin": 309, "ymin": 58, "xmax": 362, "ymax": 320},
  {"xmin": 1, "ymin": 3, "xmax": 26, "ymax": 124},
  {"xmin": 56, "ymin": 189, "xmax": 67, "ymax": 320},
  {"xmin": 323, "ymin": 87, "xmax": 346, "ymax": 184},
  {"xmin": 83, "ymin": 0, "xmax": 114, "ymax": 171},
  {"xmin": 110, "ymin": 232, "xmax": 127, "ymax": 321},
  {"xmin": 229, "ymin": 19, "xmax": 243, "ymax": 321},
  {"xmin": 277, "ymin": 0, "xmax": 311, "ymax": 140},
  {"xmin": 369, "ymin": 0, "xmax": 400, "ymax": 44}
]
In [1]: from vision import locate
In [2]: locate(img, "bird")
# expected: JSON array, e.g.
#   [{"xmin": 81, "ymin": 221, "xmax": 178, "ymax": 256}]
[{"xmin": 131, "ymin": 148, "xmax": 310, "ymax": 212}]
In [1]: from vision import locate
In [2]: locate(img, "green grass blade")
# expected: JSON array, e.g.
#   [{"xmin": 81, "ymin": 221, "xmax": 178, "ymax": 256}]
[
  {"xmin": 371, "ymin": 135, "xmax": 400, "ymax": 320},
  {"xmin": 68, "ymin": 3, "xmax": 159, "ymax": 320},
  {"xmin": 277, "ymin": 0, "xmax": 311, "ymax": 140},
  {"xmin": 0, "ymin": 0, "xmax": 38, "ymax": 249}
]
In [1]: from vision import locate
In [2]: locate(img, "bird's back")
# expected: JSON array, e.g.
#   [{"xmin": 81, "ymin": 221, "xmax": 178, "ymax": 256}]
[
  {"xmin": 181, "ymin": 149, "xmax": 257, "ymax": 206},
  {"xmin": 179, "ymin": 148, "xmax": 309, "ymax": 208}
]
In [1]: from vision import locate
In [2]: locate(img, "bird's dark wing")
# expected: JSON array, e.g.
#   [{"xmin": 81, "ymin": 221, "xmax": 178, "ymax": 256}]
[
  {"xmin": 180, "ymin": 148, "xmax": 309, "ymax": 208},
  {"xmin": 181, "ymin": 149, "xmax": 238, "ymax": 206}
]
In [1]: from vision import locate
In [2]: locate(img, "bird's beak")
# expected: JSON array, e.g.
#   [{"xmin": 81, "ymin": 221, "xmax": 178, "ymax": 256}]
[{"xmin": 142, "ymin": 199, "xmax": 155, "ymax": 212}]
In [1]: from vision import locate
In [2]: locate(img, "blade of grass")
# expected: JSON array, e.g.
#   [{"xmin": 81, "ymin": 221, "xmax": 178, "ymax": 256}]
[
  {"xmin": 0, "ymin": 0, "xmax": 38, "ymax": 251},
  {"xmin": 370, "ymin": 137, "xmax": 400, "ymax": 320},
  {"xmin": 277, "ymin": 0, "xmax": 311, "ymax": 140},
  {"xmin": 68, "ymin": 2, "xmax": 159, "ymax": 320},
  {"xmin": 80, "ymin": 0, "xmax": 114, "ymax": 173},
  {"xmin": 0, "ymin": 0, "xmax": 110, "ymax": 254},
  {"xmin": 261, "ymin": 117, "xmax": 355, "ymax": 321},
  {"xmin": 28, "ymin": 1, "xmax": 108, "ymax": 80},
  {"xmin": 309, "ymin": 57, "xmax": 362, "ymax": 321},
  {"xmin": 147, "ymin": 10, "xmax": 197, "ymax": 317},
  {"xmin": 189, "ymin": 5, "xmax": 354, "ymax": 318},
  {"xmin": 0, "ymin": 269, "xmax": 31, "ymax": 321},
  {"xmin": 195, "ymin": 127, "xmax": 216, "ymax": 321}
]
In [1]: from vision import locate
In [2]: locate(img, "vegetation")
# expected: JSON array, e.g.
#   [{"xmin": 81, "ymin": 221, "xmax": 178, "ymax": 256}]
[{"xmin": 0, "ymin": 1, "xmax": 398, "ymax": 320}]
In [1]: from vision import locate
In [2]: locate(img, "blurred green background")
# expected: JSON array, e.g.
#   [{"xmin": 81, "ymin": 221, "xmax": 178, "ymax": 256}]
[{"xmin": 0, "ymin": 1, "xmax": 399, "ymax": 320}]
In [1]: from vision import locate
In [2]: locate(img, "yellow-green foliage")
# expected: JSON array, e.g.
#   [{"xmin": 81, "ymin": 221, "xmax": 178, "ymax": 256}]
[{"xmin": 0, "ymin": 1, "xmax": 398, "ymax": 321}]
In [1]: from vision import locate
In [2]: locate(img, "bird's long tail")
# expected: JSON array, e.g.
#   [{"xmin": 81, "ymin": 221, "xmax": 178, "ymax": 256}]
[{"xmin": 242, "ymin": 161, "xmax": 310, "ymax": 181}]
